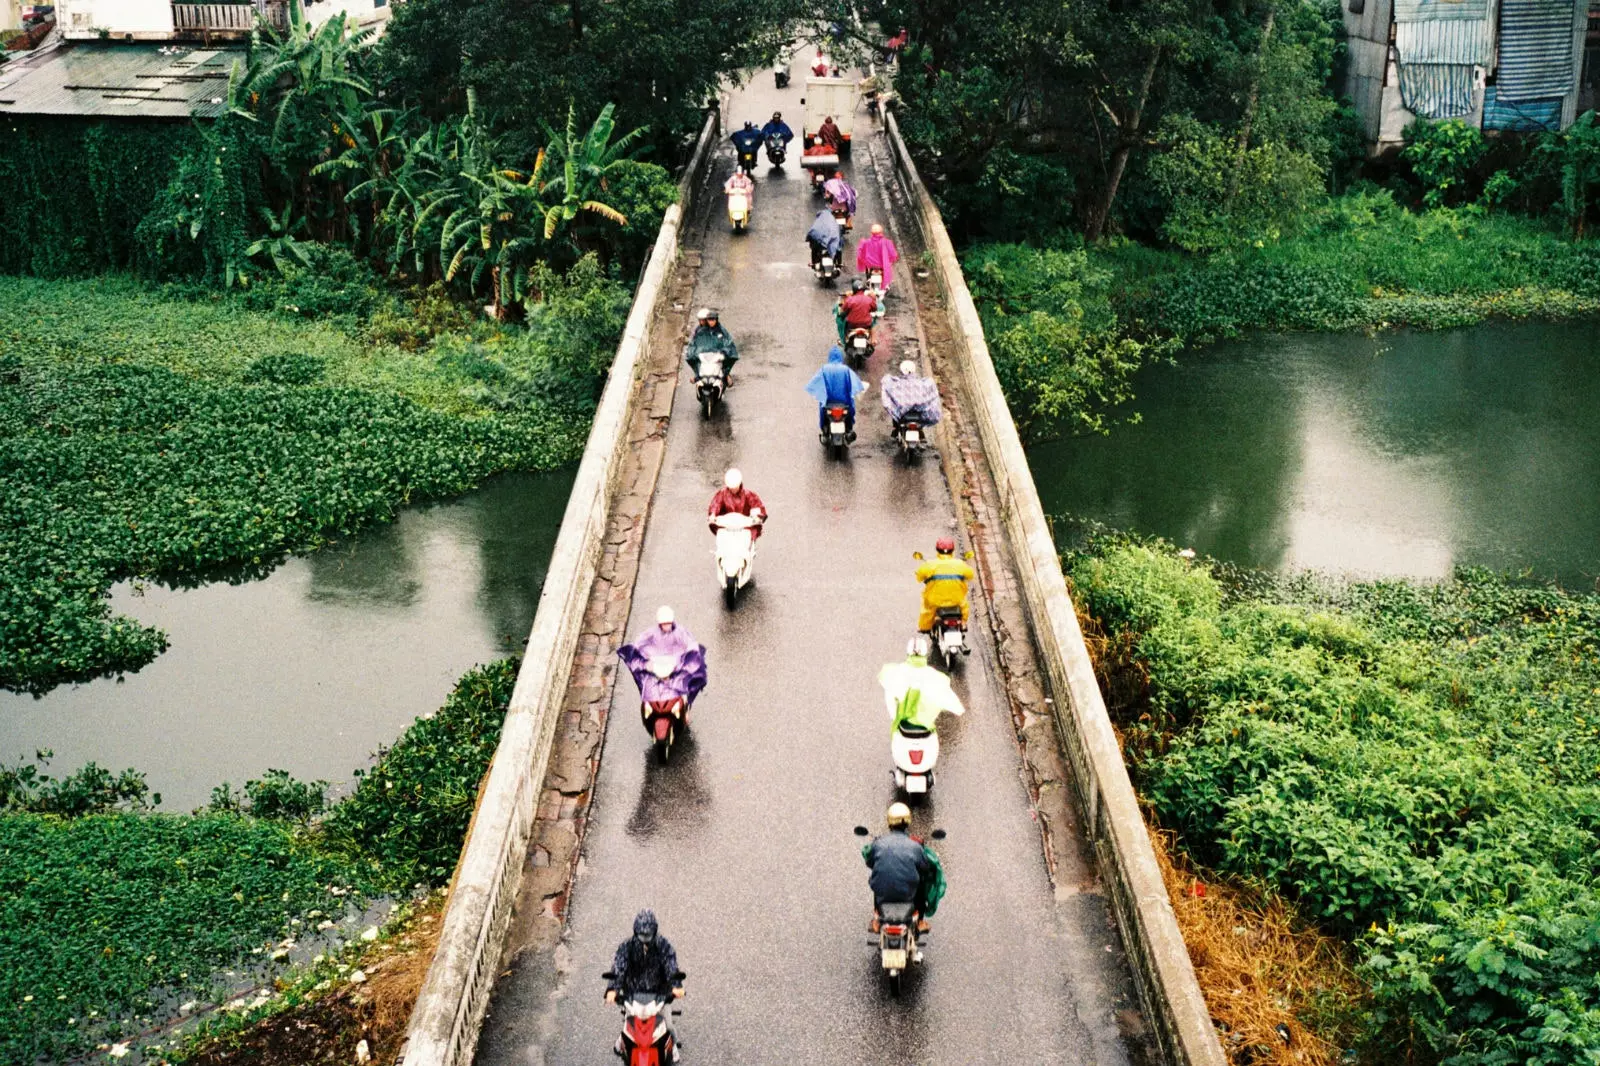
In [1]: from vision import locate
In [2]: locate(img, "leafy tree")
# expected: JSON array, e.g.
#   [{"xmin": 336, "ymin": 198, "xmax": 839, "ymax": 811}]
[
  {"xmin": 1536, "ymin": 110, "xmax": 1600, "ymax": 239},
  {"xmin": 1403, "ymin": 118, "xmax": 1489, "ymax": 208}
]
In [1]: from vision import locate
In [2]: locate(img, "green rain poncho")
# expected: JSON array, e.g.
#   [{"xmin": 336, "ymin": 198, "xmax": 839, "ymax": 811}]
[{"xmin": 877, "ymin": 654, "xmax": 966, "ymax": 733}]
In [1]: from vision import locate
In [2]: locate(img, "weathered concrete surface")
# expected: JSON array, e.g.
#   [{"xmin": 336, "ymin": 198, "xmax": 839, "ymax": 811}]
[
  {"xmin": 473, "ymin": 69, "xmax": 1149, "ymax": 1066},
  {"xmin": 881, "ymin": 110, "xmax": 1226, "ymax": 1066},
  {"xmin": 397, "ymin": 110, "xmax": 721, "ymax": 1066}
]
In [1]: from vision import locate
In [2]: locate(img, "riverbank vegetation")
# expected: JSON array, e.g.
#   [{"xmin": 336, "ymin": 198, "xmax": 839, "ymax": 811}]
[
  {"xmin": 0, "ymin": 658, "xmax": 516, "ymax": 1063},
  {"xmin": 1062, "ymin": 524, "xmax": 1600, "ymax": 1064}
]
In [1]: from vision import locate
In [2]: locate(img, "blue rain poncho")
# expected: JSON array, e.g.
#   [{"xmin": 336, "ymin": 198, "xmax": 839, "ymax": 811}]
[
  {"xmin": 806, "ymin": 210, "xmax": 842, "ymax": 257},
  {"xmin": 805, "ymin": 346, "xmax": 867, "ymax": 407}
]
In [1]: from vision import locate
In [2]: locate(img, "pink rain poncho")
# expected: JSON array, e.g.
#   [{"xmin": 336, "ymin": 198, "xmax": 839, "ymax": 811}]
[
  {"xmin": 618, "ymin": 622, "xmax": 708, "ymax": 705},
  {"xmin": 855, "ymin": 232, "xmax": 900, "ymax": 290}
]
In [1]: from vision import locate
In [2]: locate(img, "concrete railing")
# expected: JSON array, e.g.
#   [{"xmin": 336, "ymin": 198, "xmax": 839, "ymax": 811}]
[
  {"xmin": 398, "ymin": 106, "xmax": 720, "ymax": 1066},
  {"xmin": 882, "ymin": 111, "xmax": 1225, "ymax": 1066}
]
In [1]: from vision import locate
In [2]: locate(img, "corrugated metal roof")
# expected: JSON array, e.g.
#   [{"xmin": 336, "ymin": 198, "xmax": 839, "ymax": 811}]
[
  {"xmin": 1397, "ymin": 16, "xmax": 1496, "ymax": 64},
  {"xmin": 1497, "ymin": 0, "xmax": 1578, "ymax": 100},
  {"xmin": 1482, "ymin": 84, "xmax": 1565, "ymax": 126},
  {"xmin": 1398, "ymin": 61, "xmax": 1481, "ymax": 115},
  {"xmin": 0, "ymin": 42, "xmax": 242, "ymax": 118},
  {"xmin": 1395, "ymin": 0, "xmax": 1490, "ymax": 22}
]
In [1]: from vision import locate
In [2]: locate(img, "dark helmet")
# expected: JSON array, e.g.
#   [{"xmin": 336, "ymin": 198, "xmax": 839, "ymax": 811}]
[
  {"xmin": 936, "ymin": 536, "xmax": 956, "ymax": 554},
  {"xmin": 743, "ymin": 120, "xmax": 755, "ymax": 130},
  {"xmin": 851, "ymin": 277, "xmax": 866, "ymax": 292},
  {"xmin": 633, "ymin": 909, "xmax": 658, "ymax": 943},
  {"xmin": 771, "ymin": 111, "xmax": 782, "ymax": 121}
]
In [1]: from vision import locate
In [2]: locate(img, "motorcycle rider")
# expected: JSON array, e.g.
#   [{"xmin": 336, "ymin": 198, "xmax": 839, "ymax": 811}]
[
  {"xmin": 760, "ymin": 111, "xmax": 794, "ymax": 146},
  {"xmin": 917, "ymin": 536, "xmax": 975, "ymax": 633},
  {"xmin": 879, "ymin": 634, "xmax": 966, "ymax": 733},
  {"xmin": 835, "ymin": 276, "xmax": 878, "ymax": 346},
  {"xmin": 729, "ymin": 120, "xmax": 763, "ymax": 169},
  {"xmin": 605, "ymin": 910, "xmax": 684, "ymax": 1061},
  {"xmin": 683, "ymin": 307, "xmax": 738, "ymax": 385},
  {"xmin": 707, "ymin": 467, "xmax": 766, "ymax": 540},
  {"xmin": 823, "ymin": 169, "xmax": 857, "ymax": 228},
  {"xmin": 805, "ymin": 345, "xmax": 868, "ymax": 442},
  {"xmin": 723, "ymin": 166, "xmax": 755, "ymax": 213},
  {"xmin": 617, "ymin": 606, "xmax": 708, "ymax": 722},
  {"xmin": 861, "ymin": 800, "xmax": 947, "ymax": 945},
  {"xmin": 855, "ymin": 222, "xmax": 901, "ymax": 295},
  {"xmin": 882, "ymin": 358, "xmax": 943, "ymax": 427},
  {"xmin": 806, "ymin": 207, "xmax": 843, "ymax": 269},
  {"xmin": 817, "ymin": 115, "xmax": 844, "ymax": 153}
]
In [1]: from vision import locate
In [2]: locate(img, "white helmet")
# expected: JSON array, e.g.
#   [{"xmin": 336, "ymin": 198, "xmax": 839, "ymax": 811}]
[
  {"xmin": 906, "ymin": 634, "xmax": 930, "ymax": 659},
  {"xmin": 724, "ymin": 468, "xmax": 743, "ymax": 490},
  {"xmin": 886, "ymin": 802, "xmax": 912, "ymax": 829},
  {"xmin": 899, "ymin": 360, "xmax": 916, "ymax": 376},
  {"xmin": 656, "ymin": 605, "xmax": 675, "ymax": 626}
]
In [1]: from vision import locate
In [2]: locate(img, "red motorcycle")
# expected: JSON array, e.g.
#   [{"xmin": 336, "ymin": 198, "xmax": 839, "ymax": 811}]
[
  {"xmin": 642, "ymin": 694, "xmax": 686, "ymax": 763},
  {"xmin": 602, "ymin": 972, "xmax": 685, "ymax": 1066},
  {"xmin": 822, "ymin": 403, "xmax": 853, "ymax": 458}
]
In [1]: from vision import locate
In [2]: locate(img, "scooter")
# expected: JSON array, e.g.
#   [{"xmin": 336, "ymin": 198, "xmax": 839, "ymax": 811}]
[
  {"xmin": 865, "ymin": 267, "xmax": 886, "ymax": 307},
  {"xmin": 809, "ymin": 166, "xmax": 828, "ymax": 197},
  {"xmin": 830, "ymin": 200, "xmax": 853, "ymax": 235},
  {"xmin": 845, "ymin": 325, "xmax": 874, "ymax": 364},
  {"xmin": 694, "ymin": 349, "xmax": 726, "ymax": 418},
  {"xmin": 712, "ymin": 511, "xmax": 760, "ymax": 608},
  {"xmin": 912, "ymin": 551, "xmax": 974, "ymax": 668},
  {"xmin": 726, "ymin": 188, "xmax": 750, "ymax": 234},
  {"xmin": 891, "ymin": 415, "xmax": 925, "ymax": 462},
  {"xmin": 812, "ymin": 246, "xmax": 840, "ymax": 285},
  {"xmin": 735, "ymin": 146, "xmax": 759, "ymax": 174},
  {"xmin": 640, "ymin": 657, "xmax": 687, "ymax": 762},
  {"xmin": 821, "ymin": 403, "xmax": 853, "ymax": 458},
  {"xmin": 601, "ymin": 971, "xmax": 686, "ymax": 1066},
  {"xmin": 891, "ymin": 717, "xmax": 939, "ymax": 798},
  {"xmin": 765, "ymin": 134, "xmax": 787, "ymax": 167},
  {"xmin": 851, "ymin": 827, "xmax": 946, "ymax": 994}
]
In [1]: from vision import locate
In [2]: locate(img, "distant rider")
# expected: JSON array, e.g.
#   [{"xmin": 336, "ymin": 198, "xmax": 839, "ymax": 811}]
[
  {"xmin": 707, "ymin": 467, "xmax": 766, "ymax": 540},
  {"xmin": 683, "ymin": 307, "xmax": 738, "ymax": 385},
  {"xmin": 835, "ymin": 276, "xmax": 878, "ymax": 345},
  {"xmin": 806, "ymin": 208, "xmax": 843, "ymax": 268},
  {"xmin": 724, "ymin": 166, "xmax": 755, "ymax": 210},
  {"xmin": 761, "ymin": 111, "xmax": 794, "ymax": 145},
  {"xmin": 855, "ymin": 223, "xmax": 901, "ymax": 294},
  {"xmin": 916, "ymin": 536, "xmax": 975, "ymax": 633},
  {"xmin": 823, "ymin": 169, "xmax": 857, "ymax": 227},
  {"xmin": 862, "ymin": 800, "xmax": 946, "ymax": 944},
  {"xmin": 882, "ymin": 358, "xmax": 942, "ymax": 426},
  {"xmin": 730, "ymin": 120, "xmax": 764, "ymax": 166},
  {"xmin": 817, "ymin": 115, "xmax": 844, "ymax": 153},
  {"xmin": 805, "ymin": 345, "xmax": 868, "ymax": 442},
  {"xmin": 605, "ymin": 910, "xmax": 683, "ymax": 1061}
]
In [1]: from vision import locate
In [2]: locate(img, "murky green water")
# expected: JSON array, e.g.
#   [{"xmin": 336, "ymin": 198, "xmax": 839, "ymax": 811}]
[
  {"xmin": 1029, "ymin": 322, "xmax": 1600, "ymax": 581},
  {"xmin": 0, "ymin": 470, "xmax": 573, "ymax": 810}
]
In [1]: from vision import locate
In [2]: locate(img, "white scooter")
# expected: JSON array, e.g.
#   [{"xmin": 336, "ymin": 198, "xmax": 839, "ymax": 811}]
[
  {"xmin": 865, "ymin": 267, "xmax": 886, "ymax": 316},
  {"xmin": 695, "ymin": 349, "xmax": 726, "ymax": 419},
  {"xmin": 727, "ymin": 187, "xmax": 750, "ymax": 233},
  {"xmin": 891, "ymin": 719, "xmax": 939, "ymax": 797},
  {"xmin": 712, "ymin": 510, "xmax": 761, "ymax": 608}
]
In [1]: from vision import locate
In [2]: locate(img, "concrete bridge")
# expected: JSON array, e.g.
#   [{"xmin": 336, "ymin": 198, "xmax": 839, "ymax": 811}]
[{"xmin": 398, "ymin": 67, "xmax": 1225, "ymax": 1066}]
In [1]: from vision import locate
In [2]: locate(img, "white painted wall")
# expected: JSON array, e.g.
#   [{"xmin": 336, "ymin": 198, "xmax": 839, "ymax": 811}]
[{"xmin": 61, "ymin": 0, "xmax": 173, "ymax": 37}]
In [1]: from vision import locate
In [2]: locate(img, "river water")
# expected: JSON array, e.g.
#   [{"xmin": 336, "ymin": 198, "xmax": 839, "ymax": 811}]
[
  {"xmin": 0, "ymin": 470, "xmax": 573, "ymax": 811},
  {"xmin": 1029, "ymin": 322, "xmax": 1600, "ymax": 581}
]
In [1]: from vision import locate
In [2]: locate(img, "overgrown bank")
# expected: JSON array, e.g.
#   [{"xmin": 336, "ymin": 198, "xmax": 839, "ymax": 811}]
[
  {"xmin": 0, "ymin": 658, "xmax": 517, "ymax": 1064},
  {"xmin": 1061, "ymin": 526, "xmax": 1600, "ymax": 1064}
]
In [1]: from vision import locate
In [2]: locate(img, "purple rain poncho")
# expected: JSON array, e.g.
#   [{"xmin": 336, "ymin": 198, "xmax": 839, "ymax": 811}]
[
  {"xmin": 618, "ymin": 623, "xmax": 708, "ymax": 705},
  {"xmin": 881, "ymin": 373, "xmax": 942, "ymax": 423},
  {"xmin": 823, "ymin": 176, "xmax": 857, "ymax": 215}
]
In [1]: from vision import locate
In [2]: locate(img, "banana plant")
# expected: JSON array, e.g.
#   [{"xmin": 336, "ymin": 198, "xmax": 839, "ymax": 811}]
[
  {"xmin": 244, "ymin": 203, "xmax": 313, "ymax": 277},
  {"xmin": 535, "ymin": 101, "xmax": 647, "ymax": 241}
]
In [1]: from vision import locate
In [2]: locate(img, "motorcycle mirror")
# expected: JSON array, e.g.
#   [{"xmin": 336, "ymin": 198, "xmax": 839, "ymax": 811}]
[
  {"xmin": 912, "ymin": 551, "xmax": 924, "ymax": 560},
  {"xmin": 672, "ymin": 971, "xmax": 687, "ymax": 982},
  {"xmin": 930, "ymin": 828, "xmax": 947, "ymax": 840},
  {"xmin": 601, "ymin": 970, "xmax": 616, "ymax": 980},
  {"xmin": 963, "ymin": 551, "xmax": 975, "ymax": 561},
  {"xmin": 799, "ymin": 97, "xmax": 806, "ymax": 105},
  {"xmin": 853, "ymin": 825, "xmax": 870, "ymax": 836}
]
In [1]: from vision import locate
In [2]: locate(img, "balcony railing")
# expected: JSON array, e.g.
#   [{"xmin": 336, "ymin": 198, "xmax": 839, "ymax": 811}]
[{"xmin": 170, "ymin": 1, "xmax": 289, "ymax": 34}]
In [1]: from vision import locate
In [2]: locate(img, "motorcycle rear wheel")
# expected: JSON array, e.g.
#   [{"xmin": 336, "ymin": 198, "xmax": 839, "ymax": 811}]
[
  {"xmin": 723, "ymin": 574, "xmax": 738, "ymax": 609},
  {"xmin": 701, "ymin": 393, "xmax": 715, "ymax": 419}
]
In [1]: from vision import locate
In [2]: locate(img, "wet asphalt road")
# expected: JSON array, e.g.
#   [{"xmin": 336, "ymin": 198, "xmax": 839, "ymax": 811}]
[{"xmin": 475, "ymin": 66, "xmax": 1142, "ymax": 1066}]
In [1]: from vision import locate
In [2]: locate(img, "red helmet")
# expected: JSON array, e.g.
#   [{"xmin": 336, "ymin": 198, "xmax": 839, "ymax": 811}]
[{"xmin": 935, "ymin": 536, "xmax": 956, "ymax": 554}]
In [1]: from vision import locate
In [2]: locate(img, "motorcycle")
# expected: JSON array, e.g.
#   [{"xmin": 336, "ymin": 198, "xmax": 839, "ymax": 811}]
[
  {"xmin": 640, "ymin": 656, "xmax": 688, "ymax": 762},
  {"xmin": 735, "ymin": 146, "xmax": 759, "ymax": 174},
  {"xmin": 891, "ymin": 415, "xmax": 926, "ymax": 462},
  {"xmin": 845, "ymin": 325, "xmax": 874, "ymax": 364},
  {"xmin": 765, "ymin": 134, "xmax": 787, "ymax": 167},
  {"xmin": 891, "ymin": 716, "xmax": 938, "ymax": 798},
  {"xmin": 726, "ymin": 188, "xmax": 750, "ymax": 234},
  {"xmin": 809, "ymin": 166, "xmax": 828, "ymax": 197},
  {"xmin": 811, "ymin": 245, "xmax": 840, "ymax": 285},
  {"xmin": 865, "ymin": 267, "xmax": 886, "ymax": 307},
  {"xmin": 694, "ymin": 349, "xmax": 726, "ymax": 418},
  {"xmin": 601, "ymin": 972, "xmax": 686, "ymax": 1066},
  {"xmin": 821, "ymin": 402, "xmax": 853, "ymax": 458},
  {"xmin": 913, "ymin": 549, "xmax": 975, "ymax": 667},
  {"xmin": 712, "ymin": 510, "xmax": 760, "ymax": 608},
  {"xmin": 851, "ymin": 827, "xmax": 946, "ymax": 993}
]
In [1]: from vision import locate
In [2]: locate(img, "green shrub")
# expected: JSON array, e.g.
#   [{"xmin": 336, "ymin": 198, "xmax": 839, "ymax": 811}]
[
  {"xmin": 1403, "ymin": 119, "xmax": 1488, "ymax": 208},
  {"xmin": 1070, "ymin": 541, "xmax": 1600, "ymax": 1062},
  {"xmin": 0, "ymin": 751, "xmax": 157, "ymax": 815},
  {"xmin": 241, "ymin": 352, "xmax": 327, "ymax": 386},
  {"xmin": 322, "ymin": 659, "xmax": 517, "ymax": 887},
  {"xmin": 208, "ymin": 770, "xmax": 328, "ymax": 823}
]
